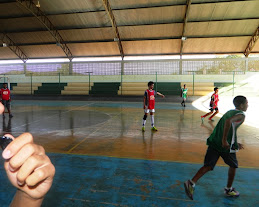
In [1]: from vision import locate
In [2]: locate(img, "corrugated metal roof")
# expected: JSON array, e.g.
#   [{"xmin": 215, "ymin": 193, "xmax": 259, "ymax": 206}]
[
  {"xmin": 122, "ymin": 39, "xmax": 181, "ymax": 55},
  {"xmin": 20, "ymin": 45, "xmax": 66, "ymax": 58},
  {"xmin": 109, "ymin": 0, "xmax": 187, "ymax": 9},
  {"xmin": 183, "ymin": 37, "xmax": 251, "ymax": 53},
  {"xmin": 39, "ymin": 0, "xmax": 104, "ymax": 14},
  {"xmin": 114, "ymin": 6, "xmax": 186, "ymax": 26},
  {"xmin": 67, "ymin": 42, "xmax": 120, "ymax": 56},
  {"xmin": 8, "ymin": 31, "xmax": 54, "ymax": 44},
  {"xmin": 0, "ymin": 47, "xmax": 18, "ymax": 59},
  {"xmin": 0, "ymin": 0, "xmax": 258, "ymax": 60},
  {"xmin": 119, "ymin": 24, "xmax": 183, "ymax": 39},
  {"xmin": 48, "ymin": 12, "xmax": 111, "ymax": 29},
  {"xmin": 186, "ymin": 20, "xmax": 259, "ymax": 37},
  {"xmin": 0, "ymin": 2, "xmax": 31, "ymax": 18},
  {"xmin": 189, "ymin": 1, "xmax": 259, "ymax": 21}
]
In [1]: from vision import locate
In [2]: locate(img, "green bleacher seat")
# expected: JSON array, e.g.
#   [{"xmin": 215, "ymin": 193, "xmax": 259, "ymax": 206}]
[
  {"xmin": 90, "ymin": 83, "xmax": 120, "ymax": 96},
  {"xmin": 34, "ymin": 83, "xmax": 67, "ymax": 95}
]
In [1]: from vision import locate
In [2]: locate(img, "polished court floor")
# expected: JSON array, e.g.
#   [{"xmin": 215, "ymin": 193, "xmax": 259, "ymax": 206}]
[{"xmin": 0, "ymin": 100, "xmax": 258, "ymax": 206}]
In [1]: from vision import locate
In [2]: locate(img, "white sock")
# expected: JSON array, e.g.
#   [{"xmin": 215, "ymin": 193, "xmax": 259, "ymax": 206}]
[
  {"xmin": 142, "ymin": 119, "xmax": 146, "ymax": 126},
  {"xmin": 190, "ymin": 180, "xmax": 196, "ymax": 187},
  {"xmin": 151, "ymin": 115, "xmax": 154, "ymax": 127}
]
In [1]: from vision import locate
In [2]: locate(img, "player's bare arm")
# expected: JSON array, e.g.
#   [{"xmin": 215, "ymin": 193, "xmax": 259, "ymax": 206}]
[
  {"xmin": 157, "ymin": 92, "xmax": 165, "ymax": 98},
  {"xmin": 143, "ymin": 96, "xmax": 146, "ymax": 109},
  {"xmin": 222, "ymin": 114, "xmax": 245, "ymax": 149}
]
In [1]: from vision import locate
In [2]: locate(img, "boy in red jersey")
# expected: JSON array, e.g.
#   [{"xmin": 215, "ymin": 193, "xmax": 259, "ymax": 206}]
[
  {"xmin": 142, "ymin": 81, "xmax": 165, "ymax": 132},
  {"xmin": 201, "ymin": 87, "xmax": 219, "ymax": 122},
  {"xmin": 0, "ymin": 83, "xmax": 13, "ymax": 118}
]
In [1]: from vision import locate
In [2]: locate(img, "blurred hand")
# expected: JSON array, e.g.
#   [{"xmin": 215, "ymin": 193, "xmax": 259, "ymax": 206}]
[
  {"xmin": 238, "ymin": 143, "xmax": 244, "ymax": 150},
  {"xmin": 2, "ymin": 133, "xmax": 55, "ymax": 200},
  {"xmin": 0, "ymin": 102, "xmax": 4, "ymax": 113}
]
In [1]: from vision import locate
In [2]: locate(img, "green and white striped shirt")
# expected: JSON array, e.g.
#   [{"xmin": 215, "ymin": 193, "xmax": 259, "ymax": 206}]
[{"xmin": 206, "ymin": 109, "xmax": 245, "ymax": 153}]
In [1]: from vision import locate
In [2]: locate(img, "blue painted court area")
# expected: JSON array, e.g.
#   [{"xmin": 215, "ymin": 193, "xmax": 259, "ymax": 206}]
[{"xmin": 0, "ymin": 153, "xmax": 258, "ymax": 207}]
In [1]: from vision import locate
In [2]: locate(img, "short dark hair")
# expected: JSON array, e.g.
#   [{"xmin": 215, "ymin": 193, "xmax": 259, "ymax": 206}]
[
  {"xmin": 3, "ymin": 83, "xmax": 7, "ymax": 85},
  {"xmin": 233, "ymin": 96, "xmax": 247, "ymax": 108},
  {"xmin": 214, "ymin": 87, "xmax": 218, "ymax": 91},
  {"xmin": 148, "ymin": 81, "xmax": 154, "ymax": 86}
]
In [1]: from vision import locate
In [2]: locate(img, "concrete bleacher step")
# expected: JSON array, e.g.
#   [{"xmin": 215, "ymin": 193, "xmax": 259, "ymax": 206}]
[
  {"xmin": 186, "ymin": 87, "xmax": 214, "ymax": 91},
  {"xmin": 12, "ymin": 87, "xmax": 40, "ymax": 91},
  {"xmin": 119, "ymin": 86, "xmax": 146, "ymax": 91},
  {"xmin": 180, "ymin": 82, "xmax": 215, "ymax": 96},
  {"xmin": 62, "ymin": 82, "xmax": 93, "ymax": 95},
  {"xmin": 62, "ymin": 91, "xmax": 89, "ymax": 95},
  {"xmin": 67, "ymin": 82, "xmax": 93, "ymax": 87},
  {"xmin": 12, "ymin": 91, "xmax": 34, "ymax": 95},
  {"xmin": 14, "ymin": 83, "xmax": 42, "ymax": 87},
  {"xmin": 12, "ymin": 83, "xmax": 42, "ymax": 94},
  {"xmin": 118, "ymin": 91, "xmax": 145, "ymax": 96},
  {"xmin": 63, "ymin": 86, "xmax": 91, "ymax": 91},
  {"xmin": 181, "ymin": 82, "xmax": 214, "ymax": 87},
  {"xmin": 121, "ymin": 82, "xmax": 147, "ymax": 87}
]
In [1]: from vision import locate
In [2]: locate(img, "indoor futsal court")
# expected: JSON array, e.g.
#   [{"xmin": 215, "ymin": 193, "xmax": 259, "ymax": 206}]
[
  {"xmin": 0, "ymin": 99, "xmax": 258, "ymax": 206},
  {"xmin": 0, "ymin": 0, "xmax": 259, "ymax": 207}
]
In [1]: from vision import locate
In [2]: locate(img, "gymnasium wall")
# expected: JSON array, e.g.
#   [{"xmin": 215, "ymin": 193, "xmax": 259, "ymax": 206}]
[{"xmin": 1, "ymin": 73, "xmax": 250, "ymax": 84}]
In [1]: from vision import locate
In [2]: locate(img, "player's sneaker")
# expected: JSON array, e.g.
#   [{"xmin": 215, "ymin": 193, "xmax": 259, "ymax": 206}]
[
  {"xmin": 224, "ymin": 187, "xmax": 239, "ymax": 197},
  {"xmin": 201, "ymin": 116, "xmax": 204, "ymax": 122},
  {"xmin": 208, "ymin": 118, "xmax": 214, "ymax": 121},
  {"xmin": 142, "ymin": 126, "xmax": 145, "ymax": 132},
  {"xmin": 184, "ymin": 180, "xmax": 195, "ymax": 200},
  {"xmin": 151, "ymin": 127, "xmax": 158, "ymax": 131}
]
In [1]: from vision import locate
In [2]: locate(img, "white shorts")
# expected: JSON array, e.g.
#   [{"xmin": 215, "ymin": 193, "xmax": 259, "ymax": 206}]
[{"xmin": 144, "ymin": 109, "xmax": 155, "ymax": 113}]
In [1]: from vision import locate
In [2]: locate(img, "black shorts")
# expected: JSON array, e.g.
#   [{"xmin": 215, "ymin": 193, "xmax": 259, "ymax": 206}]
[
  {"xmin": 210, "ymin": 107, "xmax": 218, "ymax": 112},
  {"xmin": 204, "ymin": 146, "xmax": 238, "ymax": 170},
  {"xmin": 2, "ymin": 100, "xmax": 10, "ymax": 109}
]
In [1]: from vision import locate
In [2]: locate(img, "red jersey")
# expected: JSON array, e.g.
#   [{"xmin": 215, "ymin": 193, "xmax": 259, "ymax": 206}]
[
  {"xmin": 144, "ymin": 89, "xmax": 156, "ymax": 109},
  {"xmin": 210, "ymin": 93, "xmax": 219, "ymax": 108},
  {"xmin": 1, "ymin": 88, "xmax": 11, "ymax": 100}
]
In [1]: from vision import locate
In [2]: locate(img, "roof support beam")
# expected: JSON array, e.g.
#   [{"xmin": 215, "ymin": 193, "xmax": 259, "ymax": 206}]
[
  {"xmin": 244, "ymin": 26, "xmax": 259, "ymax": 57},
  {"xmin": 1, "ymin": 34, "xmax": 28, "ymax": 62},
  {"xmin": 180, "ymin": 0, "xmax": 192, "ymax": 57},
  {"xmin": 16, "ymin": 0, "xmax": 73, "ymax": 61},
  {"xmin": 102, "ymin": 0, "xmax": 124, "ymax": 59}
]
